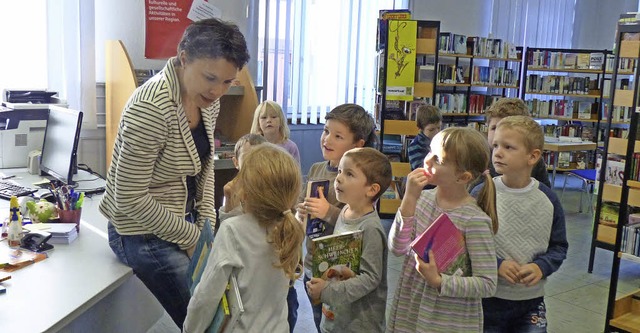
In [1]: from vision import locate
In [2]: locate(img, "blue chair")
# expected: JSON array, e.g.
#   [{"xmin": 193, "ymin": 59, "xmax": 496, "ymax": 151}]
[{"xmin": 560, "ymin": 169, "xmax": 596, "ymax": 213}]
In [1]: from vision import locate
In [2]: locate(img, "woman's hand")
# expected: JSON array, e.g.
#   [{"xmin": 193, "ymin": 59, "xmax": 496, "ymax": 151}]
[{"xmin": 186, "ymin": 245, "xmax": 196, "ymax": 259}]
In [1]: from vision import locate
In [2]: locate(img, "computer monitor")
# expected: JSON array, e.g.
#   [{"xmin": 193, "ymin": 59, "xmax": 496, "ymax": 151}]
[{"xmin": 39, "ymin": 106, "xmax": 83, "ymax": 186}]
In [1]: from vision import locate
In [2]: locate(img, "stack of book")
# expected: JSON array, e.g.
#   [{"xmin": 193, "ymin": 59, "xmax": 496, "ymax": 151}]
[{"xmin": 25, "ymin": 223, "xmax": 78, "ymax": 244}]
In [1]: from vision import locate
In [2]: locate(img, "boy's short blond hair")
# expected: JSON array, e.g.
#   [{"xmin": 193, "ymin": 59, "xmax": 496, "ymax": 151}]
[
  {"xmin": 496, "ymin": 115, "xmax": 544, "ymax": 152},
  {"xmin": 342, "ymin": 147, "xmax": 392, "ymax": 202},
  {"xmin": 485, "ymin": 98, "xmax": 530, "ymax": 123},
  {"xmin": 416, "ymin": 105, "xmax": 442, "ymax": 129}
]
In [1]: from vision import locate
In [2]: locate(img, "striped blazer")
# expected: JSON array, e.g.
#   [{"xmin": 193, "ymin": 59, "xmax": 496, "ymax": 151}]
[{"xmin": 99, "ymin": 58, "xmax": 216, "ymax": 249}]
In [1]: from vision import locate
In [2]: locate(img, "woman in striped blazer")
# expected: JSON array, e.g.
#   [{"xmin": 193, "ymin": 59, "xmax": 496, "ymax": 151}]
[{"xmin": 100, "ymin": 18, "xmax": 249, "ymax": 330}]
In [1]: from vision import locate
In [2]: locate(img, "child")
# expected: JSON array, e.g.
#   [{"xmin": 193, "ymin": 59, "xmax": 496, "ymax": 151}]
[
  {"xmin": 221, "ymin": 133, "xmax": 267, "ymax": 215},
  {"xmin": 297, "ymin": 103, "xmax": 377, "ymax": 331},
  {"xmin": 476, "ymin": 116, "xmax": 568, "ymax": 332},
  {"xmin": 387, "ymin": 127, "xmax": 498, "ymax": 332},
  {"xmin": 306, "ymin": 147, "xmax": 392, "ymax": 333},
  {"xmin": 183, "ymin": 144, "xmax": 304, "ymax": 333},
  {"xmin": 251, "ymin": 100, "xmax": 300, "ymax": 163},
  {"xmin": 408, "ymin": 105, "xmax": 442, "ymax": 171},
  {"xmin": 220, "ymin": 134, "xmax": 300, "ymax": 333},
  {"xmin": 476, "ymin": 98, "xmax": 551, "ymax": 189}
]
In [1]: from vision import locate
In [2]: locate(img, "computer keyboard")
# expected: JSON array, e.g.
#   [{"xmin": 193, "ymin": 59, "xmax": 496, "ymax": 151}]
[{"xmin": 0, "ymin": 180, "xmax": 38, "ymax": 200}]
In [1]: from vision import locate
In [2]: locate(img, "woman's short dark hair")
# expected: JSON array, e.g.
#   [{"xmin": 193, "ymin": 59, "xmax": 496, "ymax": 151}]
[{"xmin": 177, "ymin": 18, "xmax": 250, "ymax": 69}]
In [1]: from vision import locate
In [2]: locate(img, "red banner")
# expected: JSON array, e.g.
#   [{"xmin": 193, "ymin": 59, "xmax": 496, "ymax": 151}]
[{"xmin": 144, "ymin": 0, "xmax": 192, "ymax": 59}]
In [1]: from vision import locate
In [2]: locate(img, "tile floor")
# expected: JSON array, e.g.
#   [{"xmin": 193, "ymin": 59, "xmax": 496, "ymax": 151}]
[{"xmin": 148, "ymin": 175, "xmax": 640, "ymax": 333}]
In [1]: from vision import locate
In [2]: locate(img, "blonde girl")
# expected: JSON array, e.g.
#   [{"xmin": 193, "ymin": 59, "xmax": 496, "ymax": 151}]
[
  {"xmin": 387, "ymin": 127, "xmax": 498, "ymax": 332},
  {"xmin": 183, "ymin": 144, "xmax": 304, "ymax": 333},
  {"xmin": 251, "ymin": 100, "xmax": 300, "ymax": 163}
]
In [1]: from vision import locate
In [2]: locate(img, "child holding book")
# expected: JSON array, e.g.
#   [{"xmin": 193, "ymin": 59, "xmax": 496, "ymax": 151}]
[
  {"xmin": 251, "ymin": 100, "xmax": 300, "ymax": 163},
  {"xmin": 408, "ymin": 105, "xmax": 442, "ymax": 171},
  {"xmin": 306, "ymin": 147, "xmax": 392, "ymax": 333},
  {"xmin": 183, "ymin": 144, "xmax": 304, "ymax": 333},
  {"xmin": 297, "ymin": 103, "xmax": 377, "ymax": 331},
  {"xmin": 388, "ymin": 127, "xmax": 498, "ymax": 332},
  {"xmin": 473, "ymin": 116, "xmax": 568, "ymax": 332}
]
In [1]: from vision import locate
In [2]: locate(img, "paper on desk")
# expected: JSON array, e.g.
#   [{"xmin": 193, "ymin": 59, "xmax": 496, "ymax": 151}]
[{"xmin": 25, "ymin": 223, "xmax": 76, "ymax": 235}]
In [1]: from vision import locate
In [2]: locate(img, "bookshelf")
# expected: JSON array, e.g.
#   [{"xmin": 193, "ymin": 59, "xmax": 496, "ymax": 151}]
[
  {"xmin": 436, "ymin": 34, "xmax": 523, "ymax": 133},
  {"xmin": 521, "ymin": 47, "xmax": 610, "ymax": 171},
  {"xmin": 590, "ymin": 19, "xmax": 640, "ymax": 333},
  {"xmin": 376, "ymin": 18, "xmax": 440, "ymax": 216}
]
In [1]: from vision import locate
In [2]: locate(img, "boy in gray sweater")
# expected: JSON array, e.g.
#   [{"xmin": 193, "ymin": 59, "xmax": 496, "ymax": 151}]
[{"xmin": 306, "ymin": 147, "xmax": 392, "ymax": 333}]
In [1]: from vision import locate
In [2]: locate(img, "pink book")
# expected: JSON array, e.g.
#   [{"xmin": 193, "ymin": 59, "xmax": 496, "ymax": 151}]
[{"xmin": 410, "ymin": 213, "xmax": 471, "ymax": 276}]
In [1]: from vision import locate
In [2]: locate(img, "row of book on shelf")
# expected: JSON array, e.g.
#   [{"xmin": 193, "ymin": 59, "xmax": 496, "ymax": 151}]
[
  {"xmin": 471, "ymin": 66, "xmax": 518, "ymax": 86},
  {"xmin": 527, "ymin": 51, "xmax": 636, "ymax": 74},
  {"xmin": 598, "ymin": 202, "xmax": 640, "ymax": 255},
  {"xmin": 434, "ymin": 93, "xmax": 502, "ymax": 115},
  {"xmin": 525, "ymin": 75, "xmax": 597, "ymax": 95},
  {"xmin": 439, "ymin": 33, "xmax": 519, "ymax": 60},
  {"xmin": 527, "ymin": 50, "xmax": 605, "ymax": 70},
  {"xmin": 526, "ymin": 99, "xmax": 596, "ymax": 119},
  {"xmin": 595, "ymin": 155, "xmax": 640, "ymax": 187},
  {"xmin": 542, "ymin": 150, "xmax": 590, "ymax": 169},
  {"xmin": 380, "ymin": 95, "xmax": 502, "ymax": 121},
  {"xmin": 437, "ymin": 64, "xmax": 466, "ymax": 84},
  {"xmin": 542, "ymin": 124, "xmax": 594, "ymax": 141},
  {"xmin": 437, "ymin": 64, "xmax": 519, "ymax": 87}
]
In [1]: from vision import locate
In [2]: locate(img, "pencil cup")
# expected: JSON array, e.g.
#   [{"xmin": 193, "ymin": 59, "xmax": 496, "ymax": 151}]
[{"xmin": 58, "ymin": 208, "xmax": 82, "ymax": 233}]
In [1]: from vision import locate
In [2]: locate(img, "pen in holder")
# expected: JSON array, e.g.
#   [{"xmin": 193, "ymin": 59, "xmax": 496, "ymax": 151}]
[
  {"xmin": 57, "ymin": 207, "xmax": 82, "ymax": 233},
  {"xmin": 54, "ymin": 188, "xmax": 84, "ymax": 233}
]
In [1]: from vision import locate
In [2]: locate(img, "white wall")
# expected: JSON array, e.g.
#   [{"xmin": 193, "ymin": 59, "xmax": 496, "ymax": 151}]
[
  {"xmin": 94, "ymin": 0, "xmax": 253, "ymax": 83},
  {"xmin": 410, "ymin": 0, "xmax": 493, "ymax": 37}
]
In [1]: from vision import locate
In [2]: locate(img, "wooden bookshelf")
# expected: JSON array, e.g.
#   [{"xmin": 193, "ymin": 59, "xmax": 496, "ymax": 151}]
[
  {"xmin": 597, "ymin": 18, "xmax": 640, "ymax": 333},
  {"xmin": 610, "ymin": 290, "xmax": 640, "ymax": 333},
  {"xmin": 376, "ymin": 19, "xmax": 440, "ymax": 216},
  {"xmin": 434, "ymin": 43, "xmax": 523, "ymax": 120},
  {"xmin": 522, "ymin": 47, "xmax": 609, "ymax": 148}
]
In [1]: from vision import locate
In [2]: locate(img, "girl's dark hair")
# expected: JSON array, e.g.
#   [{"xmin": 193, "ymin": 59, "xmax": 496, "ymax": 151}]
[
  {"xmin": 325, "ymin": 104, "xmax": 378, "ymax": 147},
  {"xmin": 178, "ymin": 18, "xmax": 250, "ymax": 68}
]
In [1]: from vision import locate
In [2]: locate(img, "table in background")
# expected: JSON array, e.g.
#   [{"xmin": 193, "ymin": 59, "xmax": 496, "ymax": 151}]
[
  {"xmin": 0, "ymin": 169, "xmax": 165, "ymax": 332},
  {"xmin": 544, "ymin": 141, "xmax": 597, "ymax": 186}
]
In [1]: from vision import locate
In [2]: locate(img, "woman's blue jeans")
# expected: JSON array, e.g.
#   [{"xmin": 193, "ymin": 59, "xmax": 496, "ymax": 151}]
[{"xmin": 108, "ymin": 222, "xmax": 191, "ymax": 329}]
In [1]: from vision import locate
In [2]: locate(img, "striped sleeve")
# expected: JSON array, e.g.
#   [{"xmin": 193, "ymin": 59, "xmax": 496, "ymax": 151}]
[
  {"xmin": 388, "ymin": 212, "xmax": 415, "ymax": 256},
  {"xmin": 112, "ymin": 97, "xmax": 198, "ymax": 247},
  {"xmin": 439, "ymin": 214, "xmax": 497, "ymax": 298}
]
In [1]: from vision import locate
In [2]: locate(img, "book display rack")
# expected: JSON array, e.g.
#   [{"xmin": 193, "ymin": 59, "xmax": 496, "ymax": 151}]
[
  {"xmin": 591, "ymin": 17, "xmax": 640, "ymax": 333},
  {"xmin": 375, "ymin": 15, "xmax": 440, "ymax": 216}
]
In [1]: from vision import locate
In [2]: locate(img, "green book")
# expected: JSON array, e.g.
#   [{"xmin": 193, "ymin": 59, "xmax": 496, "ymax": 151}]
[{"xmin": 311, "ymin": 230, "xmax": 363, "ymax": 279}]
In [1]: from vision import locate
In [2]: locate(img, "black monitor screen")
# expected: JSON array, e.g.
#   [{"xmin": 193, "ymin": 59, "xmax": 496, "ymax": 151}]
[{"xmin": 39, "ymin": 106, "xmax": 83, "ymax": 186}]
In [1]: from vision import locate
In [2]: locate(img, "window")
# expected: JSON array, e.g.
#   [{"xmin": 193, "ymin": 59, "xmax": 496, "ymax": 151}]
[
  {"xmin": 0, "ymin": 1, "xmax": 48, "ymax": 95},
  {"xmin": 258, "ymin": 0, "xmax": 408, "ymax": 124},
  {"xmin": 490, "ymin": 0, "xmax": 576, "ymax": 48}
]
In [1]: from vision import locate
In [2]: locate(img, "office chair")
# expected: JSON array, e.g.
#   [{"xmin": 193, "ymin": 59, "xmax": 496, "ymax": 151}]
[{"xmin": 560, "ymin": 169, "xmax": 596, "ymax": 213}]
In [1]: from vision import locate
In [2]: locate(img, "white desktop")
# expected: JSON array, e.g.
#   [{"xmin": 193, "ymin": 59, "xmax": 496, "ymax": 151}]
[{"xmin": 0, "ymin": 169, "xmax": 165, "ymax": 332}]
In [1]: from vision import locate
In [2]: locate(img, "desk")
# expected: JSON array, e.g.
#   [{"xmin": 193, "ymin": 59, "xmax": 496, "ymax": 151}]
[
  {"xmin": 0, "ymin": 169, "xmax": 165, "ymax": 332},
  {"xmin": 544, "ymin": 142, "xmax": 597, "ymax": 186}
]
